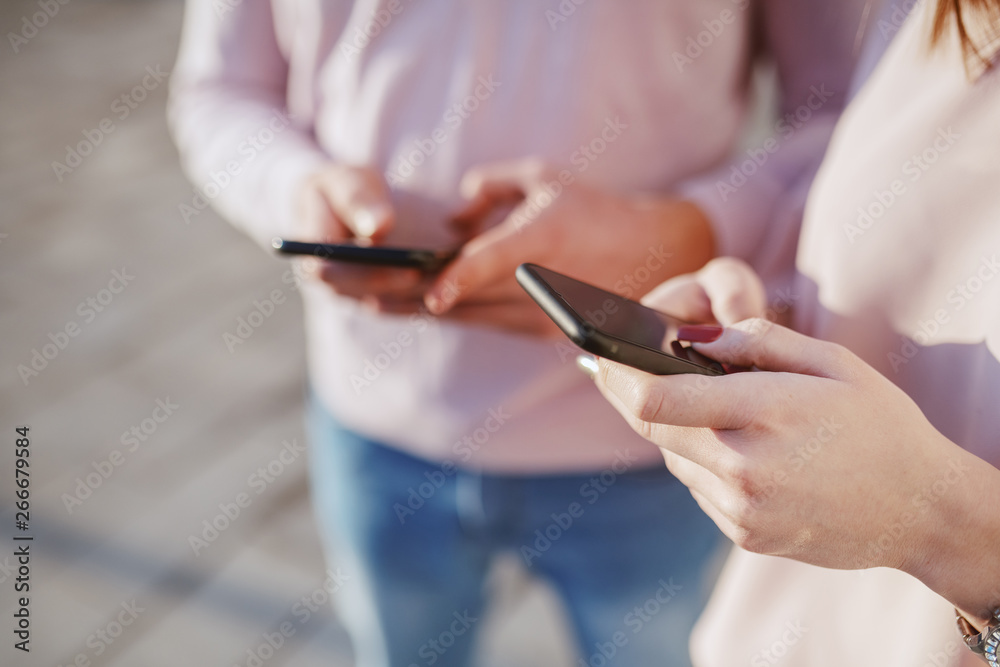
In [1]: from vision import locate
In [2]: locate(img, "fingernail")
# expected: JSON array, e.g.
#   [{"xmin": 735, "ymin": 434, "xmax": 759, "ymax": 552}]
[
  {"xmin": 425, "ymin": 295, "xmax": 442, "ymax": 314},
  {"xmin": 576, "ymin": 354, "xmax": 598, "ymax": 379},
  {"xmin": 676, "ymin": 325, "xmax": 723, "ymax": 343},
  {"xmin": 354, "ymin": 210, "xmax": 378, "ymax": 238}
]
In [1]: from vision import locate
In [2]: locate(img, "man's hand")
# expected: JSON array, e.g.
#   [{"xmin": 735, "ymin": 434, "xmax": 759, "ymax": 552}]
[
  {"xmin": 294, "ymin": 164, "xmax": 426, "ymax": 305},
  {"xmin": 423, "ymin": 159, "xmax": 717, "ymax": 336}
]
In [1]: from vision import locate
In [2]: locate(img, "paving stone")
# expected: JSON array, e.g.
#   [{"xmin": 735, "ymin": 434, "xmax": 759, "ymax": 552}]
[{"xmin": 0, "ymin": 1, "xmax": 575, "ymax": 665}]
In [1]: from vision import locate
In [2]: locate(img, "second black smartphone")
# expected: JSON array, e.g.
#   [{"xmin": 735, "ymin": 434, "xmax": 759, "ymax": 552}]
[
  {"xmin": 272, "ymin": 238, "xmax": 457, "ymax": 272},
  {"xmin": 516, "ymin": 263, "xmax": 725, "ymax": 376}
]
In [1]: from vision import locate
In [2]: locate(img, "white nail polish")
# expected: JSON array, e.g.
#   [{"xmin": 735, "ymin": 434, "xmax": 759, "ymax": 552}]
[{"xmin": 576, "ymin": 354, "xmax": 599, "ymax": 379}]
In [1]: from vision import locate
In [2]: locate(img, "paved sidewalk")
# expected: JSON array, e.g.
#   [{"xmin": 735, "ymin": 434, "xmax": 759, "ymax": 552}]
[{"xmin": 0, "ymin": 1, "xmax": 574, "ymax": 665}]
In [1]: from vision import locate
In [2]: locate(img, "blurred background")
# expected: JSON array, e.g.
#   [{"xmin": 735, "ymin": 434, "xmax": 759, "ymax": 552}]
[{"xmin": 0, "ymin": 1, "xmax": 580, "ymax": 664}]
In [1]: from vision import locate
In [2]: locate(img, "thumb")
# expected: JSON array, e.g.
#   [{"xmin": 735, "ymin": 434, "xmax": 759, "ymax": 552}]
[
  {"xmin": 640, "ymin": 275, "xmax": 716, "ymax": 324},
  {"xmin": 697, "ymin": 258, "xmax": 767, "ymax": 326},
  {"xmin": 452, "ymin": 159, "xmax": 546, "ymax": 224},
  {"xmin": 317, "ymin": 167, "xmax": 395, "ymax": 241},
  {"xmin": 460, "ymin": 160, "xmax": 537, "ymax": 203},
  {"xmin": 334, "ymin": 192, "xmax": 394, "ymax": 242},
  {"xmin": 343, "ymin": 199, "xmax": 394, "ymax": 241},
  {"xmin": 425, "ymin": 213, "xmax": 524, "ymax": 314},
  {"xmin": 691, "ymin": 318, "xmax": 851, "ymax": 379}
]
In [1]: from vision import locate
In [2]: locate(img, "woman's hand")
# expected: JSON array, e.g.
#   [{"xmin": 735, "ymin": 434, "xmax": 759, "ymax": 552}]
[
  {"xmin": 596, "ymin": 316, "xmax": 953, "ymax": 572},
  {"xmin": 423, "ymin": 158, "xmax": 717, "ymax": 337},
  {"xmin": 592, "ymin": 261, "xmax": 1000, "ymax": 623}
]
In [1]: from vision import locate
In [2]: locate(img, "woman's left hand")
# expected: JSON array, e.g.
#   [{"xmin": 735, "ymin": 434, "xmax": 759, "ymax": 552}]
[{"xmin": 594, "ymin": 316, "xmax": 971, "ymax": 575}]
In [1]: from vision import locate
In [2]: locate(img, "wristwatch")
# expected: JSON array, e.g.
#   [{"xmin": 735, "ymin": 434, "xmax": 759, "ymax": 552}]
[{"xmin": 957, "ymin": 608, "xmax": 1000, "ymax": 665}]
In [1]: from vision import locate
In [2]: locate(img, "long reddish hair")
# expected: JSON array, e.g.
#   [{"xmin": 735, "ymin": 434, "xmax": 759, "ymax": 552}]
[{"xmin": 931, "ymin": 0, "xmax": 1000, "ymax": 70}]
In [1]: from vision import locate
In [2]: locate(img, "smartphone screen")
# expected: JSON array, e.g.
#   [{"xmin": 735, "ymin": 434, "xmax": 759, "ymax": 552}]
[
  {"xmin": 534, "ymin": 265, "xmax": 679, "ymax": 346},
  {"xmin": 517, "ymin": 263, "xmax": 724, "ymax": 375}
]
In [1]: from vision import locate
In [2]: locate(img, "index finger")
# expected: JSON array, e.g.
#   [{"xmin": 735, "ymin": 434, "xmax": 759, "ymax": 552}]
[
  {"xmin": 595, "ymin": 357, "xmax": 762, "ymax": 431},
  {"xmin": 319, "ymin": 262, "xmax": 423, "ymax": 299},
  {"xmin": 425, "ymin": 205, "xmax": 535, "ymax": 313},
  {"xmin": 593, "ymin": 360, "xmax": 744, "ymax": 471}
]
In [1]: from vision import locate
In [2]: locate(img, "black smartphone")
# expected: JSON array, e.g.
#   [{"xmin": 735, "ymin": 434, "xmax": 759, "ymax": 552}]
[
  {"xmin": 516, "ymin": 263, "xmax": 725, "ymax": 376},
  {"xmin": 272, "ymin": 238, "xmax": 457, "ymax": 272}
]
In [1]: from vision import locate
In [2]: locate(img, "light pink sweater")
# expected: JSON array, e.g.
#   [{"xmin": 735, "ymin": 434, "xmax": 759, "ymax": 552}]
[
  {"xmin": 693, "ymin": 3, "xmax": 1000, "ymax": 664},
  {"xmin": 169, "ymin": 0, "xmax": 863, "ymax": 472}
]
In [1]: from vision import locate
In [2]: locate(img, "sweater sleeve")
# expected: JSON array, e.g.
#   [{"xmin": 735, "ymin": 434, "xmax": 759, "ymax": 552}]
[
  {"xmin": 167, "ymin": 0, "xmax": 329, "ymax": 248},
  {"xmin": 677, "ymin": 0, "xmax": 868, "ymax": 281}
]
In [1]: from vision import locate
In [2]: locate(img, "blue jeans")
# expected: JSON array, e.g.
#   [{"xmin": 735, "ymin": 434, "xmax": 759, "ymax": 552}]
[{"xmin": 307, "ymin": 399, "xmax": 726, "ymax": 667}]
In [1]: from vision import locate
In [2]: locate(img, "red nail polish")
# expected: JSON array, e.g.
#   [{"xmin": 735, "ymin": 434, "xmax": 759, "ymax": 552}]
[{"xmin": 676, "ymin": 325, "xmax": 723, "ymax": 343}]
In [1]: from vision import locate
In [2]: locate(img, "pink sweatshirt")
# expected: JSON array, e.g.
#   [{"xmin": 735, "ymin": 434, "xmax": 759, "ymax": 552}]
[
  {"xmin": 693, "ymin": 3, "xmax": 1000, "ymax": 664},
  {"xmin": 169, "ymin": 0, "xmax": 864, "ymax": 472}
]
